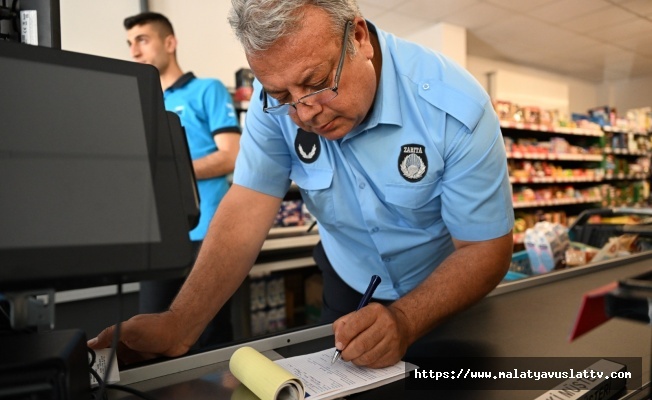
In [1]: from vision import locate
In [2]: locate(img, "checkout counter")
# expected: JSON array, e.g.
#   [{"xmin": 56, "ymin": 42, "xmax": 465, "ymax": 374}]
[{"xmin": 107, "ymin": 250, "xmax": 652, "ymax": 400}]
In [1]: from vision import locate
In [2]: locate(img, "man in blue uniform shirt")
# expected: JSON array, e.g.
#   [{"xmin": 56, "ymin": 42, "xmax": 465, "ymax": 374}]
[
  {"xmin": 124, "ymin": 12, "xmax": 241, "ymax": 348},
  {"xmin": 92, "ymin": 1, "xmax": 514, "ymax": 368}
]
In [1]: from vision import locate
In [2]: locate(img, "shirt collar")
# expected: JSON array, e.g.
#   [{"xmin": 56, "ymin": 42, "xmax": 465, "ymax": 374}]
[{"xmin": 166, "ymin": 72, "xmax": 196, "ymax": 92}]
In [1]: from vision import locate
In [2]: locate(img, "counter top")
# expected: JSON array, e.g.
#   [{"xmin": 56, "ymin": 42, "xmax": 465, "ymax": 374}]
[{"xmin": 107, "ymin": 253, "xmax": 652, "ymax": 399}]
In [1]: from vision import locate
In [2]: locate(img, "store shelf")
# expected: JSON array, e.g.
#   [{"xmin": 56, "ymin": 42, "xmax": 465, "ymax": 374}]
[
  {"xmin": 506, "ymin": 152, "xmax": 603, "ymax": 161},
  {"xmin": 510, "ymin": 173, "xmax": 649, "ymax": 184},
  {"xmin": 236, "ymin": 227, "xmax": 321, "ymax": 338},
  {"xmin": 510, "ymin": 176, "xmax": 603, "ymax": 184},
  {"xmin": 249, "ymin": 256, "xmax": 316, "ymax": 277},
  {"xmin": 268, "ymin": 225, "xmax": 316, "ymax": 237},
  {"xmin": 603, "ymin": 173, "xmax": 650, "ymax": 181},
  {"xmin": 603, "ymin": 148, "xmax": 649, "ymax": 156},
  {"xmin": 261, "ymin": 233, "xmax": 320, "ymax": 252},
  {"xmin": 504, "ymin": 118, "xmax": 650, "ymax": 244},
  {"xmin": 513, "ymin": 196, "xmax": 602, "ymax": 209},
  {"xmin": 500, "ymin": 121, "xmax": 603, "ymax": 137},
  {"xmin": 602, "ymin": 125, "xmax": 650, "ymax": 135}
]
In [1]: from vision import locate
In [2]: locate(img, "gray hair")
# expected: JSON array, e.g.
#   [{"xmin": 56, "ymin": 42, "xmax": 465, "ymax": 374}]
[{"xmin": 228, "ymin": 0, "xmax": 361, "ymax": 56}]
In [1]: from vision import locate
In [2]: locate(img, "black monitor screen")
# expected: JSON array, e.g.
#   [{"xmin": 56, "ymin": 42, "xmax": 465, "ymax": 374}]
[
  {"xmin": 0, "ymin": 41, "xmax": 196, "ymax": 291},
  {"xmin": 1, "ymin": 58, "xmax": 160, "ymax": 248}
]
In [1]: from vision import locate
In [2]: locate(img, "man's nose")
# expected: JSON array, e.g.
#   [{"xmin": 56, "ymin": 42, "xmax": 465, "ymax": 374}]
[
  {"xmin": 293, "ymin": 101, "xmax": 322, "ymax": 123},
  {"xmin": 129, "ymin": 44, "xmax": 140, "ymax": 59}
]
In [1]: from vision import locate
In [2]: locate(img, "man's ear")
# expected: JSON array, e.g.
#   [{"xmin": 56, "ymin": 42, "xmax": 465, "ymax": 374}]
[
  {"xmin": 352, "ymin": 18, "xmax": 373, "ymax": 60},
  {"xmin": 164, "ymin": 34, "xmax": 177, "ymax": 54}
]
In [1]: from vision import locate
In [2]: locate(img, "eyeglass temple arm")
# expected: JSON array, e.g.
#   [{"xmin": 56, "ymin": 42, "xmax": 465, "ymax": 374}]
[{"xmin": 333, "ymin": 21, "xmax": 353, "ymax": 91}]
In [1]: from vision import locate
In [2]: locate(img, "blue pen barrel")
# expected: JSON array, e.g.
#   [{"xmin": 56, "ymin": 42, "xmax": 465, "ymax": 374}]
[{"xmin": 357, "ymin": 275, "xmax": 382, "ymax": 310}]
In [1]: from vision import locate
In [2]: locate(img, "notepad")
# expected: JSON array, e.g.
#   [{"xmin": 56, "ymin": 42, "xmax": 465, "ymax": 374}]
[{"xmin": 229, "ymin": 346, "xmax": 412, "ymax": 400}]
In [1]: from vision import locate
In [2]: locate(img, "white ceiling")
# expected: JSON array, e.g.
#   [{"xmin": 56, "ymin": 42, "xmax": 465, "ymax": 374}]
[{"xmin": 358, "ymin": 0, "xmax": 652, "ymax": 83}]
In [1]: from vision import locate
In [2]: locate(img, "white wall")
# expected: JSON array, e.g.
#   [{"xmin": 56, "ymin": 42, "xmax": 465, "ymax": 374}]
[
  {"xmin": 467, "ymin": 54, "xmax": 652, "ymax": 115},
  {"xmin": 598, "ymin": 76, "xmax": 652, "ymax": 112},
  {"xmin": 487, "ymin": 69, "xmax": 569, "ymax": 115},
  {"xmin": 60, "ymin": 0, "xmax": 139, "ymax": 61},
  {"xmin": 467, "ymin": 55, "xmax": 599, "ymax": 115},
  {"xmin": 148, "ymin": 0, "xmax": 249, "ymax": 88},
  {"xmin": 406, "ymin": 23, "xmax": 467, "ymax": 69},
  {"xmin": 59, "ymin": 0, "xmax": 249, "ymax": 89}
]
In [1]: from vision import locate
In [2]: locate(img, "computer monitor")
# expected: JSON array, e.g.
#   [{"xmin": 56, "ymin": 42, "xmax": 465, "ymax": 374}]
[
  {"xmin": 0, "ymin": 40, "xmax": 198, "ymax": 292},
  {"xmin": 0, "ymin": 0, "xmax": 61, "ymax": 48}
]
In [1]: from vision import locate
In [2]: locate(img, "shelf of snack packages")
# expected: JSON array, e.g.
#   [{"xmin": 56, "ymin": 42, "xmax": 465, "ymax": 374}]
[
  {"xmin": 499, "ymin": 120, "xmax": 603, "ymax": 137},
  {"xmin": 263, "ymin": 200, "xmax": 319, "ymax": 251},
  {"xmin": 494, "ymin": 101, "xmax": 652, "ymax": 248},
  {"xmin": 508, "ymin": 210, "xmax": 652, "ymax": 283}
]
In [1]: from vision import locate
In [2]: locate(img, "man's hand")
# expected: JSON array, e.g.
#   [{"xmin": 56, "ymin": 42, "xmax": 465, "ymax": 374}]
[
  {"xmin": 332, "ymin": 303, "xmax": 412, "ymax": 368},
  {"xmin": 87, "ymin": 311, "xmax": 193, "ymax": 365}
]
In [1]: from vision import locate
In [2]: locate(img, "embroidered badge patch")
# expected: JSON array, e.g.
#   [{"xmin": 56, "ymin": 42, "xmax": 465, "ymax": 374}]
[
  {"xmin": 398, "ymin": 144, "xmax": 427, "ymax": 182},
  {"xmin": 295, "ymin": 128, "xmax": 320, "ymax": 164}
]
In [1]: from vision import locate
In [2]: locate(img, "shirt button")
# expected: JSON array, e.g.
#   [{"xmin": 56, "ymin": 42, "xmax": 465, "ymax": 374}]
[
  {"xmin": 383, "ymin": 257, "xmax": 391, "ymax": 262},
  {"xmin": 371, "ymin": 227, "xmax": 379, "ymax": 233},
  {"xmin": 359, "ymin": 182, "xmax": 366, "ymax": 189},
  {"xmin": 422, "ymin": 83, "xmax": 430, "ymax": 90}
]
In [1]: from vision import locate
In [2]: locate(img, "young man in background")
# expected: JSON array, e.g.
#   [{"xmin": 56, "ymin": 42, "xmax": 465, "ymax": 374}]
[{"xmin": 124, "ymin": 12, "xmax": 241, "ymax": 348}]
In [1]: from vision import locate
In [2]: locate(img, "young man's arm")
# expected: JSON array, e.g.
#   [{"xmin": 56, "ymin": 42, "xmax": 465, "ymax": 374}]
[{"xmin": 192, "ymin": 132, "xmax": 241, "ymax": 179}]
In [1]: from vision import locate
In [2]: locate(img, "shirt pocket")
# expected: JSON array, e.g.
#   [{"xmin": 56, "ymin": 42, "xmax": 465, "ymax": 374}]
[
  {"xmin": 289, "ymin": 164, "xmax": 334, "ymax": 226},
  {"xmin": 384, "ymin": 178, "xmax": 442, "ymax": 228}
]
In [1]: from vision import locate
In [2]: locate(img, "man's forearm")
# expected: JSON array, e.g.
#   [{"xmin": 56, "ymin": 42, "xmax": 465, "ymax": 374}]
[
  {"xmin": 168, "ymin": 185, "xmax": 281, "ymax": 346},
  {"xmin": 390, "ymin": 232, "xmax": 513, "ymax": 345}
]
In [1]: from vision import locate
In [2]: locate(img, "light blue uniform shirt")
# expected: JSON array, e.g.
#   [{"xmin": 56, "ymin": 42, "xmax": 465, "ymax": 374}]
[
  {"xmin": 234, "ymin": 23, "xmax": 513, "ymax": 300},
  {"xmin": 165, "ymin": 72, "xmax": 241, "ymax": 241}
]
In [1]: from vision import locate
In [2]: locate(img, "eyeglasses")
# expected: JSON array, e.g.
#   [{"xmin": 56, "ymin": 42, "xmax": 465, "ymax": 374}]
[{"xmin": 262, "ymin": 21, "xmax": 352, "ymax": 115}]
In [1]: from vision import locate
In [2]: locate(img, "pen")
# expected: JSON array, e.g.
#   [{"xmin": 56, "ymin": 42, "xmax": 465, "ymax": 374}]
[{"xmin": 331, "ymin": 274, "xmax": 382, "ymax": 364}]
